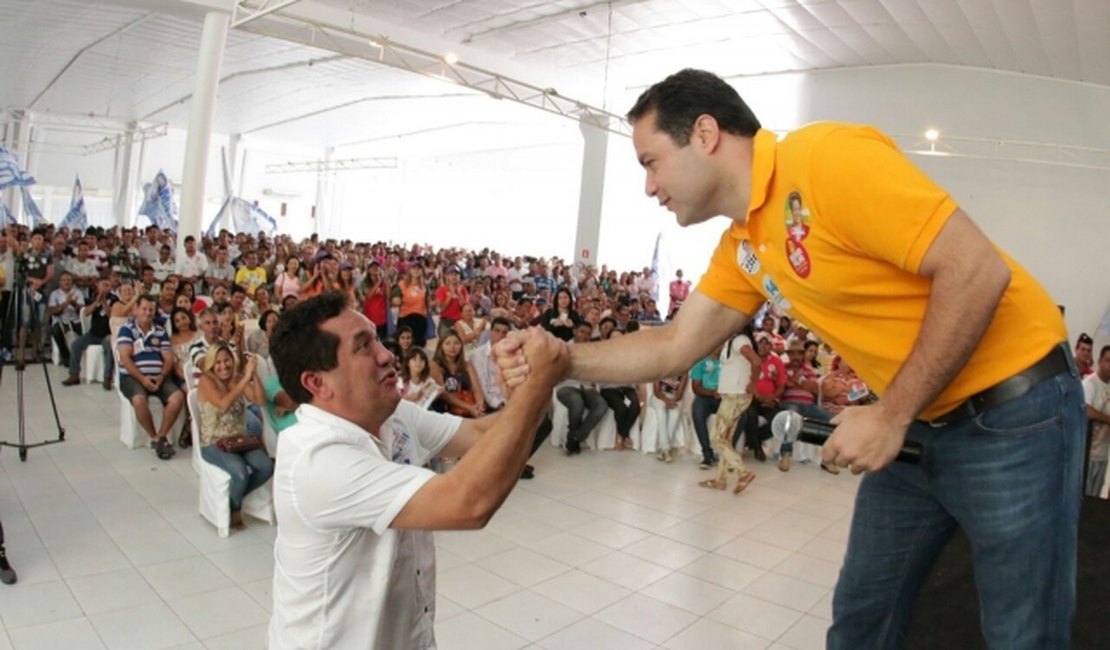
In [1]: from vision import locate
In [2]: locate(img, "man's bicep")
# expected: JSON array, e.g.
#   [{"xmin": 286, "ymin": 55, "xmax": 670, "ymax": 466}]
[
  {"xmin": 670, "ymin": 291, "xmax": 752, "ymax": 368},
  {"xmin": 916, "ymin": 209, "xmax": 1003, "ymax": 279}
]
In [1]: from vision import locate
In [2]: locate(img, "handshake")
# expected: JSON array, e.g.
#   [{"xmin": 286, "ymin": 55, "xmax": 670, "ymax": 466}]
[{"xmin": 492, "ymin": 327, "xmax": 569, "ymax": 395}]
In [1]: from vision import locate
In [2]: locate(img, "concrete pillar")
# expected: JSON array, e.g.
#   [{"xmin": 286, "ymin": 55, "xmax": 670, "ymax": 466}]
[
  {"xmin": 573, "ymin": 118, "xmax": 608, "ymax": 267},
  {"xmin": 314, "ymin": 146, "xmax": 334, "ymax": 239},
  {"xmin": 113, "ymin": 125, "xmax": 136, "ymax": 227},
  {"xmin": 177, "ymin": 9, "xmax": 230, "ymax": 270}
]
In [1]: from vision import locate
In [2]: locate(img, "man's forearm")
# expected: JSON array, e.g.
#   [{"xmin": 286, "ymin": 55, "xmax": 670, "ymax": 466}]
[
  {"xmin": 1086, "ymin": 405, "xmax": 1110, "ymax": 426},
  {"xmin": 881, "ymin": 258, "xmax": 1011, "ymax": 424}
]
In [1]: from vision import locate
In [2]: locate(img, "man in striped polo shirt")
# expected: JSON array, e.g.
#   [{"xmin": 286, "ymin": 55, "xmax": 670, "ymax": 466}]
[{"xmin": 116, "ymin": 294, "xmax": 184, "ymax": 460}]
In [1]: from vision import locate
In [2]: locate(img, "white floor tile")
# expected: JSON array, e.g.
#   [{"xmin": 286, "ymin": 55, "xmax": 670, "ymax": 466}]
[
  {"xmin": 568, "ymin": 518, "xmax": 651, "ymax": 550},
  {"xmin": 777, "ymin": 614, "xmax": 829, "ymax": 650},
  {"xmin": 88, "ymin": 602, "xmax": 196, "ymax": 650},
  {"xmin": 680, "ymin": 554, "xmax": 766, "ymax": 591},
  {"xmin": 201, "ymin": 624, "xmax": 267, "ymax": 650},
  {"xmin": 474, "ymin": 590, "xmax": 584, "ymax": 642},
  {"xmin": 138, "ymin": 556, "xmax": 235, "ymax": 601},
  {"xmin": 661, "ymin": 618, "xmax": 771, "ymax": 650},
  {"xmin": 530, "ymin": 570, "xmax": 632, "ymax": 615},
  {"xmin": 168, "ymin": 586, "xmax": 269, "ymax": 639},
  {"xmin": 434, "ymin": 612, "xmax": 529, "ymax": 650},
  {"xmin": 535, "ymin": 617, "xmax": 654, "ymax": 650},
  {"xmin": 742, "ymin": 572, "xmax": 828, "ymax": 612},
  {"xmin": 578, "ymin": 552, "xmax": 672, "ymax": 591},
  {"xmin": 0, "ymin": 579, "xmax": 84, "ymax": 629},
  {"xmin": 621, "ymin": 534, "xmax": 706, "ymax": 570},
  {"xmin": 66, "ymin": 567, "xmax": 161, "ymax": 615},
  {"xmin": 474, "ymin": 547, "xmax": 572, "ymax": 588},
  {"xmin": 714, "ymin": 536, "xmax": 794, "ymax": 570},
  {"xmin": 707, "ymin": 592, "xmax": 804, "ymax": 641},
  {"xmin": 640, "ymin": 572, "xmax": 735, "ymax": 616},
  {"xmin": 438, "ymin": 565, "xmax": 521, "ymax": 609},
  {"xmin": 594, "ymin": 593, "xmax": 698, "ymax": 644},
  {"xmin": 528, "ymin": 532, "xmax": 613, "ymax": 568},
  {"xmin": 6, "ymin": 617, "xmax": 106, "ymax": 650}
]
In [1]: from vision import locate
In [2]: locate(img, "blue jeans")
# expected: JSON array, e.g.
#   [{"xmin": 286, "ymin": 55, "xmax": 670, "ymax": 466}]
[
  {"xmin": 200, "ymin": 441, "xmax": 274, "ymax": 512},
  {"xmin": 68, "ymin": 332, "xmax": 113, "ymax": 382},
  {"xmin": 779, "ymin": 402, "xmax": 832, "ymax": 455},
  {"xmin": 828, "ymin": 369, "xmax": 1085, "ymax": 650}
]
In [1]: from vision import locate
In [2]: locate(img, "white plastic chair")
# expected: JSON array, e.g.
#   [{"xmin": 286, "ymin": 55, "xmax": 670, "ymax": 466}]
[
  {"xmin": 116, "ymin": 349, "xmax": 185, "ymax": 450},
  {"xmin": 549, "ymin": 388, "xmax": 618, "ymax": 451},
  {"xmin": 187, "ymin": 390, "xmax": 276, "ymax": 538},
  {"xmin": 638, "ymin": 389, "xmax": 690, "ymax": 455}
]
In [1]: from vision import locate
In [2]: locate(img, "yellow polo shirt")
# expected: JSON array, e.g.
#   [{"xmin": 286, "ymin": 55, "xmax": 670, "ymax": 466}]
[{"xmin": 698, "ymin": 124, "xmax": 1066, "ymax": 420}]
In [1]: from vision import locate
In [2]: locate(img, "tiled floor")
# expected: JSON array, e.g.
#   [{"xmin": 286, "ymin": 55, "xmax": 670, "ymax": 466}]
[{"xmin": 0, "ymin": 365, "xmax": 860, "ymax": 649}]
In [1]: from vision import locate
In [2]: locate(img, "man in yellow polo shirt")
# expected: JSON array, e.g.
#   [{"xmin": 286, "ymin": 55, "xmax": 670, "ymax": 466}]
[{"xmin": 497, "ymin": 69, "xmax": 1083, "ymax": 649}]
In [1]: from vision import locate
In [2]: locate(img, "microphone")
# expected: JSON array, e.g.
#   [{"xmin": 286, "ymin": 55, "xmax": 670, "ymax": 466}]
[{"xmin": 770, "ymin": 411, "xmax": 923, "ymax": 464}]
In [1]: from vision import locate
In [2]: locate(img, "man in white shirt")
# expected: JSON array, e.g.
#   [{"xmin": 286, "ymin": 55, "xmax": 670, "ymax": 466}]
[
  {"xmin": 1083, "ymin": 345, "xmax": 1110, "ymax": 497},
  {"xmin": 267, "ymin": 292, "xmax": 565, "ymax": 649},
  {"xmin": 149, "ymin": 245, "xmax": 175, "ymax": 283},
  {"xmin": 178, "ymin": 235, "xmax": 208, "ymax": 293},
  {"xmin": 47, "ymin": 271, "xmax": 84, "ymax": 367}
]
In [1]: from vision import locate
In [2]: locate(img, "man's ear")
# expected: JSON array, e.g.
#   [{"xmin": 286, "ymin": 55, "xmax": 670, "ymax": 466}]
[
  {"xmin": 691, "ymin": 114, "xmax": 722, "ymax": 153},
  {"xmin": 301, "ymin": 370, "xmax": 329, "ymax": 402}
]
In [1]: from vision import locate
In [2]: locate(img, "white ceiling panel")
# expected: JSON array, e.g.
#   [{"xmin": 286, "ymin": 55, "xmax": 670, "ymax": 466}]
[{"xmin": 1, "ymin": 0, "xmax": 1106, "ymax": 151}]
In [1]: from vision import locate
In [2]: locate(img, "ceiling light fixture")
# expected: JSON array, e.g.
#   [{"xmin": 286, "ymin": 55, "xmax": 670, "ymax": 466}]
[
  {"xmin": 924, "ymin": 128, "xmax": 939, "ymax": 141},
  {"xmin": 444, "ymin": 52, "xmax": 459, "ymax": 65}
]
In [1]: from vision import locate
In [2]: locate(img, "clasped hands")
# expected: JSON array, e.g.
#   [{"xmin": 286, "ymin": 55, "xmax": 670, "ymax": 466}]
[{"xmin": 492, "ymin": 327, "xmax": 568, "ymax": 395}]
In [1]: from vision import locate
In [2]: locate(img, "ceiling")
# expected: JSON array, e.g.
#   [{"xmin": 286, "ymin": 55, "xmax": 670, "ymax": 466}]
[{"xmin": 1, "ymin": 0, "xmax": 1107, "ymax": 151}]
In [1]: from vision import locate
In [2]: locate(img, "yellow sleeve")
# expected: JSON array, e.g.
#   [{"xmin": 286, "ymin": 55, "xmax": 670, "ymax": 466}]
[
  {"xmin": 810, "ymin": 126, "xmax": 958, "ymax": 274},
  {"xmin": 695, "ymin": 227, "xmax": 765, "ymax": 316}
]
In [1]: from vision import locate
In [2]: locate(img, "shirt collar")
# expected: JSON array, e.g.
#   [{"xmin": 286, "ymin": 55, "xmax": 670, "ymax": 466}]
[
  {"xmin": 296, "ymin": 403, "xmax": 378, "ymax": 444},
  {"xmin": 746, "ymin": 129, "xmax": 778, "ymax": 218}
]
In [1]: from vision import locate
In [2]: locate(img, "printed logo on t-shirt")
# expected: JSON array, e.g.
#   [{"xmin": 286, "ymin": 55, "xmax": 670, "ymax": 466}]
[
  {"xmin": 783, "ymin": 191, "xmax": 811, "ymax": 243},
  {"xmin": 737, "ymin": 240, "xmax": 761, "ymax": 275},
  {"xmin": 762, "ymin": 275, "xmax": 792, "ymax": 311},
  {"xmin": 785, "ymin": 238, "xmax": 811, "ymax": 279},
  {"xmin": 387, "ymin": 421, "xmax": 415, "ymax": 465}
]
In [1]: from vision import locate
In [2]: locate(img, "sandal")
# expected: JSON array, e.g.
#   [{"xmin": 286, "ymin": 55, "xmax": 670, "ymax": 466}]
[
  {"xmin": 697, "ymin": 478, "xmax": 727, "ymax": 491},
  {"xmin": 733, "ymin": 471, "xmax": 756, "ymax": 494},
  {"xmin": 153, "ymin": 437, "xmax": 175, "ymax": 460}
]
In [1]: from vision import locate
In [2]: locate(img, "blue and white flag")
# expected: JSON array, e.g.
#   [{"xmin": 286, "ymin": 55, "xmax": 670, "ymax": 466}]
[
  {"xmin": 59, "ymin": 176, "xmax": 88, "ymax": 232},
  {"xmin": 206, "ymin": 196, "xmax": 278, "ymax": 238},
  {"xmin": 0, "ymin": 146, "xmax": 36, "ymax": 189},
  {"xmin": 20, "ymin": 186, "xmax": 44, "ymax": 227},
  {"xmin": 138, "ymin": 170, "xmax": 178, "ymax": 232},
  {"xmin": 0, "ymin": 195, "xmax": 16, "ymax": 228}
]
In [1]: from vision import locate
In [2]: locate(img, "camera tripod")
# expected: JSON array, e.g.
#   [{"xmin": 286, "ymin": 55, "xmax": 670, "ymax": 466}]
[{"xmin": 0, "ymin": 268, "xmax": 66, "ymax": 462}]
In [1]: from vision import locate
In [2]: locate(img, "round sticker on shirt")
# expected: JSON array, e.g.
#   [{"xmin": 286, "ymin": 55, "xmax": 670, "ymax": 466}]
[
  {"xmin": 736, "ymin": 240, "xmax": 761, "ymax": 275},
  {"xmin": 785, "ymin": 239, "xmax": 811, "ymax": 279},
  {"xmin": 784, "ymin": 191, "xmax": 811, "ymax": 242},
  {"xmin": 762, "ymin": 275, "xmax": 792, "ymax": 311}
]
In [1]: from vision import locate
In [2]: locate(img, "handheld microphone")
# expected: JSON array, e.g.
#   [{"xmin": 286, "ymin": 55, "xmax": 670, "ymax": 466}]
[{"xmin": 770, "ymin": 411, "xmax": 923, "ymax": 464}]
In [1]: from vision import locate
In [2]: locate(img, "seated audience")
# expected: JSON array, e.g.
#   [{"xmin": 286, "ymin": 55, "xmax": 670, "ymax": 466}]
[
  {"xmin": 778, "ymin": 338, "xmax": 830, "ymax": 471},
  {"xmin": 430, "ymin": 332, "xmax": 484, "ymax": 418},
  {"xmin": 453, "ymin": 302, "xmax": 486, "ymax": 356},
  {"xmin": 401, "ymin": 348, "xmax": 441, "ymax": 406},
  {"xmin": 651, "ymin": 372, "xmax": 687, "ymax": 462},
  {"xmin": 196, "ymin": 344, "xmax": 274, "ymax": 531},
  {"xmin": 47, "ymin": 271, "xmax": 84, "ymax": 366},
  {"xmin": 247, "ymin": 309, "xmax": 280, "ymax": 360},
  {"xmin": 539, "ymin": 287, "xmax": 581, "ymax": 342},
  {"xmin": 62, "ymin": 278, "xmax": 114, "ymax": 389},
  {"xmin": 556, "ymin": 322, "xmax": 609, "ymax": 455},
  {"xmin": 1083, "ymin": 345, "xmax": 1110, "ymax": 497},
  {"xmin": 116, "ymin": 294, "xmax": 184, "ymax": 461}
]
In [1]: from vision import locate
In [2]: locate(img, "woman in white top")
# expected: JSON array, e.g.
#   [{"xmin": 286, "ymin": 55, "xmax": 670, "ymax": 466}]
[
  {"xmin": 274, "ymin": 256, "xmax": 302, "ymax": 300},
  {"xmin": 453, "ymin": 302, "xmax": 486, "ymax": 356},
  {"xmin": 699, "ymin": 324, "xmax": 760, "ymax": 494}
]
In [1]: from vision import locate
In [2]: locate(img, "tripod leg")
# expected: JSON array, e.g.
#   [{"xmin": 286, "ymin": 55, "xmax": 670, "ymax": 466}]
[{"xmin": 40, "ymin": 360, "xmax": 65, "ymax": 441}]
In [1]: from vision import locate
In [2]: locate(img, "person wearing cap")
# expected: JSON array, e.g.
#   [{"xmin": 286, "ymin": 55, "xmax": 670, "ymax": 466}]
[
  {"xmin": 778, "ymin": 336, "xmax": 829, "ymax": 471},
  {"xmin": 497, "ymin": 69, "xmax": 1081, "ymax": 649},
  {"xmin": 434, "ymin": 265, "xmax": 468, "ymax": 339}
]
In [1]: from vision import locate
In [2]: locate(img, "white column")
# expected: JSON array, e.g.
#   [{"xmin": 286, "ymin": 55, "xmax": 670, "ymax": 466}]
[
  {"xmin": 113, "ymin": 125, "xmax": 136, "ymax": 227},
  {"xmin": 177, "ymin": 9, "xmax": 230, "ymax": 269},
  {"xmin": 132, "ymin": 137, "xmax": 147, "ymax": 229},
  {"xmin": 10, "ymin": 119, "xmax": 30, "ymax": 224},
  {"xmin": 573, "ymin": 118, "xmax": 609, "ymax": 267},
  {"xmin": 314, "ymin": 146, "xmax": 334, "ymax": 238}
]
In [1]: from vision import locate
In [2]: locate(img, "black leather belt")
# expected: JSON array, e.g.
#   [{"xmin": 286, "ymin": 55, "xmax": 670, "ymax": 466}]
[{"xmin": 925, "ymin": 343, "xmax": 1069, "ymax": 427}]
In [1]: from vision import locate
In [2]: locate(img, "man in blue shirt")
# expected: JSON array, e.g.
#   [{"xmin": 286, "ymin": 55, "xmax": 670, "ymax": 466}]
[{"xmin": 116, "ymin": 294, "xmax": 184, "ymax": 460}]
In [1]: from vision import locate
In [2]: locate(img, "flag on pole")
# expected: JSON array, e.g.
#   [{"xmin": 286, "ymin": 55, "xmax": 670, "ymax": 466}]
[
  {"xmin": 0, "ymin": 146, "xmax": 36, "ymax": 189},
  {"xmin": 206, "ymin": 196, "xmax": 278, "ymax": 237},
  {"xmin": 59, "ymin": 176, "xmax": 88, "ymax": 232},
  {"xmin": 20, "ymin": 186, "xmax": 43, "ymax": 226},
  {"xmin": 138, "ymin": 170, "xmax": 178, "ymax": 231},
  {"xmin": 0, "ymin": 195, "xmax": 16, "ymax": 228}
]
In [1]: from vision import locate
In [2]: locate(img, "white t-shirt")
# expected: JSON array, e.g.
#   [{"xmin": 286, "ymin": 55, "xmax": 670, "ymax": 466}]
[
  {"xmin": 269, "ymin": 401, "xmax": 461, "ymax": 650},
  {"xmin": 179, "ymin": 251, "xmax": 209, "ymax": 279},
  {"xmin": 717, "ymin": 334, "xmax": 753, "ymax": 395},
  {"xmin": 1083, "ymin": 373, "xmax": 1110, "ymax": 461}
]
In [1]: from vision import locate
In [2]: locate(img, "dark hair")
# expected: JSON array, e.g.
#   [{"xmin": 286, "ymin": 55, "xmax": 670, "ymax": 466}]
[
  {"xmin": 136, "ymin": 293, "xmax": 157, "ymax": 307},
  {"xmin": 432, "ymin": 331, "xmax": 468, "ymax": 372},
  {"xmin": 402, "ymin": 347, "xmax": 431, "ymax": 383},
  {"xmin": 599, "ymin": 316, "xmax": 617, "ymax": 329},
  {"xmin": 803, "ymin": 339, "xmax": 821, "ymax": 369},
  {"xmin": 625, "ymin": 320, "xmax": 641, "ymax": 333},
  {"xmin": 270, "ymin": 291, "xmax": 348, "ymax": 404},
  {"xmin": 170, "ymin": 307, "xmax": 195, "ymax": 332},
  {"xmin": 1100, "ymin": 345, "xmax": 1110, "ymax": 361},
  {"xmin": 626, "ymin": 68, "xmax": 761, "ymax": 146},
  {"xmin": 260, "ymin": 309, "xmax": 280, "ymax": 332},
  {"xmin": 490, "ymin": 316, "xmax": 512, "ymax": 330},
  {"xmin": 1078, "ymin": 333, "xmax": 1093, "ymax": 346},
  {"xmin": 230, "ymin": 284, "xmax": 247, "ymax": 296},
  {"xmin": 184, "ymin": 235, "xmax": 195, "ymax": 244}
]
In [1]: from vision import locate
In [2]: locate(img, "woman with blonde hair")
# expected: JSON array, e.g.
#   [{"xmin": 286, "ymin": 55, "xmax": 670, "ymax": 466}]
[{"xmin": 196, "ymin": 343, "xmax": 274, "ymax": 530}]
